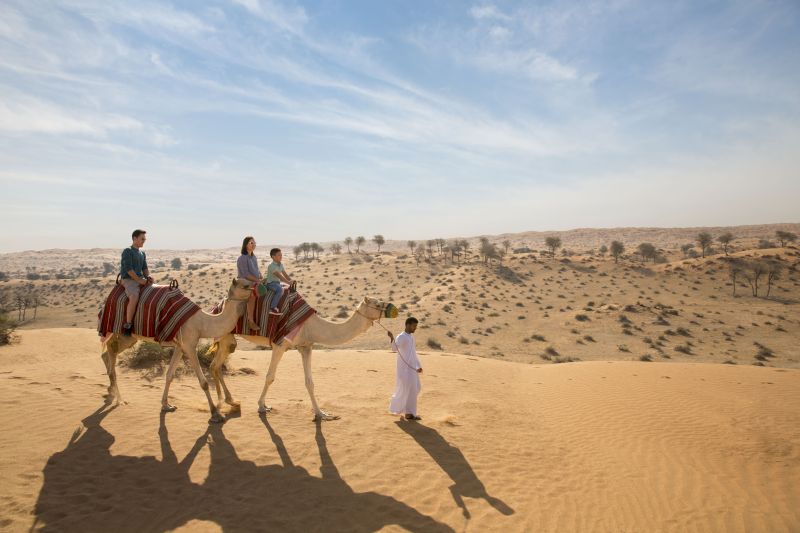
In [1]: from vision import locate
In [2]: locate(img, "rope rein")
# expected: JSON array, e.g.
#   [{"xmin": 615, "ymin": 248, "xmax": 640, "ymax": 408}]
[{"xmin": 355, "ymin": 303, "xmax": 417, "ymax": 370}]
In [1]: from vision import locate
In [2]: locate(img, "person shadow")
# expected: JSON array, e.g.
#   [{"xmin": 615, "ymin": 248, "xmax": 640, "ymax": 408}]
[
  {"xmin": 396, "ymin": 421, "xmax": 514, "ymax": 519},
  {"xmin": 32, "ymin": 403, "xmax": 453, "ymax": 532},
  {"xmin": 195, "ymin": 414, "xmax": 453, "ymax": 532}
]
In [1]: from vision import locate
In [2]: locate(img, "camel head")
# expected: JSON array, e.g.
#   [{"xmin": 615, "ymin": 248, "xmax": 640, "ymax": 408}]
[
  {"xmin": 228, "ymin": 278, "xmax": 254, "ymax": 302},
  {"xmin": 356, "ymin": 296, "xmax": 395, "ymax": 321}
]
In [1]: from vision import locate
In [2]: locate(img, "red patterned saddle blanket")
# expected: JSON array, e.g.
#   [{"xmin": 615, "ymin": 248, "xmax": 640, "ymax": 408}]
[
  {"xmin": 98, "ymin": 283, "xmax": 200, "ymax": 342},
  {"xmin": 211, "ymin": 286, "xmax": 315, "ymax": 344}
]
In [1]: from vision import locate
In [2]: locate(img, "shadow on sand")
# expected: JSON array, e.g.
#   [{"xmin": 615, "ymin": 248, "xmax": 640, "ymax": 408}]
[
  {"xmin": 396, "ymin": 421, "xmax": 514, "ymax": 519},
  {"xmin": 32, "ymin": 404, "xmax": 453, "ymax": 532}
]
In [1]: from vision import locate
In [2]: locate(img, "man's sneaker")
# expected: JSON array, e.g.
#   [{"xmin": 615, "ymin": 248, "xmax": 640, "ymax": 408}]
[{"xmin": 122, "ymin": 323, "xmax": 133, "ymax": 337}]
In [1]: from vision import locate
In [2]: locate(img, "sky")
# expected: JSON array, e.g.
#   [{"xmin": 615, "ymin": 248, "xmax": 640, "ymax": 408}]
[{"xmin": 1, "ymin": 0, "xmax": 799, "ymax": 252}]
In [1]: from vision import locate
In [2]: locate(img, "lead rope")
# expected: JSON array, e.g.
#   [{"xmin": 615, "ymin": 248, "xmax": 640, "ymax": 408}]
[{"xmin": 358, "ymin": 307, "xmax": 418, "ymax": 372}]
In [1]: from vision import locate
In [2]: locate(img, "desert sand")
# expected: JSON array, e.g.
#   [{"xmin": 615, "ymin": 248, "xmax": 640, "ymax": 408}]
[
  {"xmin": 1, "ymin": 225, "xmax": 800, "ymax": 531},
  {"xmin": 0, "ymin": 328, "xmax": 798, "ymax": 532}
]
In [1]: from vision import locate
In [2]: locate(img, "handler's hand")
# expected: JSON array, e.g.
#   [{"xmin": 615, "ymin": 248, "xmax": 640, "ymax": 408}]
[
  {"xmin": 417, "ymin": 368, "xmax": 423, "ymax": 373},
  {"xmin": 387, "ymin": 331, "xmax": 394, "ymax": 342},
  {"xmin": 146, "ymin": 276, "xmax": 154, "ymax": 284}
]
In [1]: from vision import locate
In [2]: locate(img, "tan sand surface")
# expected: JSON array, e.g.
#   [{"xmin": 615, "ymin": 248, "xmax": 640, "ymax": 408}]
[{"xmin": 1, "ymin": 328, "xmax": 798, "ymax": 532}]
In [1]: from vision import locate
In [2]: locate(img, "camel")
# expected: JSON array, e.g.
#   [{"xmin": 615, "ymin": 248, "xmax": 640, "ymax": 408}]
[
  {"xmin": 208, "ymin": 296, "xmax": 392, "ymax": 421},
  {"xmin": 101, "ymin": 278, "xmax": 253, "ymax": 423}
]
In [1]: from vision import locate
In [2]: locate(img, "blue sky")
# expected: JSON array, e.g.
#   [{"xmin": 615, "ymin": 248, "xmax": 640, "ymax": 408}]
[{"xmin": 1, "ymin": 0, "xmax": 799, "ymax": 252}]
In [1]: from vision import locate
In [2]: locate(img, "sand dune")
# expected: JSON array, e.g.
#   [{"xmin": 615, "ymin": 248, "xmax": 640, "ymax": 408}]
[{"xmin": 1, "ymin": 328, "xmax": 798, "ymax": 532}]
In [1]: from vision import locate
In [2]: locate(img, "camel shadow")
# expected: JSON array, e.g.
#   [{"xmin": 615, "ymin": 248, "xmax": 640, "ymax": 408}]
[
  {"xmin": 396, "ymin": 421, "xmax": 514, "ymax": 519},
  {"xmin": 33, "ymin": 406, "xmax": 205, "ymax": 532},
  {"xmin": 32, "ymin": 405, "xmax": 453, "ymax": 532}
]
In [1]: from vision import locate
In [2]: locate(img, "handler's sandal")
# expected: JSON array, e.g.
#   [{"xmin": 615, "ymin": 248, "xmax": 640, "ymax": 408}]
[{"xmin": 122, "ymin": 323, "xmax": 133, "ymax": 337}]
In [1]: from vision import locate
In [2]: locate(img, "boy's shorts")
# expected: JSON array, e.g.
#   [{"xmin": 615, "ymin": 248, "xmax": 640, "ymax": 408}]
[{"xmin": 122, "ymin": 278, "xmax": 141, "ymax": 298}]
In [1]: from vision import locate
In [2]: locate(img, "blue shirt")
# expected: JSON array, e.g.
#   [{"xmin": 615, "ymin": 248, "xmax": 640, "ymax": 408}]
[
  {"xmin": 237, "ymin": 254, "xmax": 261, "ymax": 279},
  {"xmin": 265, "ymin": 262, "xmax": 284, "ymax": 283},
  {"xmin": 120, "ymin": 246, "xmax": 148, "ymax": 279}
]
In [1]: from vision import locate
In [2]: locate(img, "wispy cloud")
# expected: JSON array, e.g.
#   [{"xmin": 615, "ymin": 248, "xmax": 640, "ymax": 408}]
[{"xmin": 0, "ymin": 0, "xmax": 798, "ymax": 251}]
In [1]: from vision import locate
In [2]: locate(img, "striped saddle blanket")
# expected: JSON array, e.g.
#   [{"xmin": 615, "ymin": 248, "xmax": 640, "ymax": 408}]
[
  {"xmin": 98, "ymin": 283, "xmax": 200, "ymax": 342},
  {"xmin": 211, "ymin": 286, "xmax": 315, "ymax": 344}
]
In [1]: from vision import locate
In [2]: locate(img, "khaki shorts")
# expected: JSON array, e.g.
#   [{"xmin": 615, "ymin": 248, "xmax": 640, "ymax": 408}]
[{"xmin": 122, "ymin": 278, "xmax": 141, "ymax": 298}]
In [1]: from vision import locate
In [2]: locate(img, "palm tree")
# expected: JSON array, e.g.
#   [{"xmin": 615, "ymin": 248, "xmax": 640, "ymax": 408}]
[
  {"xmin": 344, "ymin": 237, "xmax": 353, "ymax": 254},
  {"xmin": 355, "ymin": 236, "xmax": 366, "ymax": 253}
]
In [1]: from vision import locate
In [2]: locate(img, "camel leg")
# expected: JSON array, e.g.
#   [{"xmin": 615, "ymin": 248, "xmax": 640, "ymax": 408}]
[
  {"xmin": 101, "ymin": 334, "xmax": 133, "ymax": 405},
  {"xmin": 211, "ymin": 334, "xmax": 239, "ymax": 408},
  {"xmin": 258, "ymin": 344, "xmax": 287, "ymax": 414},
  {"xmin": 161, "ymin": 345, "xmax": 184, "ymax": 412},
  {"xmin": 299, "ymin": 345, "xmax": 339, "ymax": 421},
  {"xmin": 180, "ymin": 335, "xmax": 224, "ymax": 424}
]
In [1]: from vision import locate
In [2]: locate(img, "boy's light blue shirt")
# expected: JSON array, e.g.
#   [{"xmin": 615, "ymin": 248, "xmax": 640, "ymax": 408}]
[{"xmin": 265, "ymin": 262, "xmax": 284, "ymax": 284}]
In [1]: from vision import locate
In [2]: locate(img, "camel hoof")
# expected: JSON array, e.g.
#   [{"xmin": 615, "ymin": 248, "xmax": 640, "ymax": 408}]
[
  {"xmin": 161, "ymin": 404, "xmax": 177, "ymax": 412},
  {"xmin": 208, "ymin": 414, "xmax": 225, "ymax": 424},
  {"xmin": 314, "ymin": 412, "xmax": 340, "ymax": 422},
  {"xmin": 257, "ymin": 405, "xmax": 272, "ymax": 414}
]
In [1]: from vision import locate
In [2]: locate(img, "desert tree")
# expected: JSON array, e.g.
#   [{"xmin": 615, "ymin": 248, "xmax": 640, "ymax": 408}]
[
  {"xmin": 330, "ymin": 243, "xmax": 342, "ymax": 254},
  {"xmin": 610, "ymin": 241, "xmax": 624, "ymax": 263},
  {"xmin": 344, "ymin": 237, "xmax": 353, "ymax": 254},
  {"xmin": 680, "ymin": 243, "xmax": 694, "ymax": 258},
  {"xmin": 479, "ymin": 238, "xmax": 500, "ymax": 264},
  {"xmin": 448, "ymin": 240, "xmax": 463, "ymax": 264},
  {"xmin": 458, "ymin": 240, "xmax": 470, "ymax": 262},
  {"xmin": 544, "ymin": 236, "xmax": 562, "ymax": 260},
  {"xmin": 775, "ymin": 230, "xmax": 797, "ymax": 248},
  {"xmin": 171, "ymin": 257, "xmax": 182, "ymax": 270},
  {"xmin": 407, "ymin": 240, "xmax": 417, "ymax": 255},
  {"xmin": 743, "ymin": 260, "xmax": 767, "ymax": 297},
  {"xmin": 696, "ymin": 232, "xmax": 713, "ymax": 258},
  {"xmin": 502, "ymin": 240, "xmax": 511, "ymax": 256},
  {"xmin": 765, "ymin": 260, "xmax": 782, "ymax": 298},
  {"xmin": 311, "ymin": 242, "xmax": 323, "ymax": 259},
  {"xmin": 727, "ymin": 258, "xmax": 744, "ymax": 296},
  {"xmin": 426, "ymin": 240, "xmax": 435, "ymax": 258},
  {"xmin": 599, "ymin": 244, "xmax": 608, "ymax": 256},
  {"xmin": 637, "ymin": 243, "xmax": 657, "ymax": 263},
  {"xmin": 0, "ymin": 294, "xmax": 15, "ymax": 346},
  {"xmin": 102, "ymin": 262, "xmax": 115, "ymax": 276},
  {"xmin": 717, "ymin": 233, "xmax": 734, "ymax": 256},
  {"xmin": 414, "ymin": 244, "xmax": 426, "ymax": 265},
  {"xmin": 355, "ymin": 236, "xmax": 366, "ymax": 253},
  {"xmin": 293, "ymin": 245, "xmax": 303, "ymax": 259},
  {"xmin": 301, "ymin": 242, "xmax": 312, "ymax": 259},
  {"xmin": 372, "ymin": 234, "xmax": 385, "ymax": 252}
]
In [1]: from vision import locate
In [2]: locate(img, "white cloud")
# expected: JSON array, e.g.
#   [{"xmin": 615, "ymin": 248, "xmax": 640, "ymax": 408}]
[
  {"xmin": 469, "ymin": 5, "xmax": 511, "ymax": 22},
  {"xmin": 230, "ymin": 0, "xmax": 308, "ymax": 35}
]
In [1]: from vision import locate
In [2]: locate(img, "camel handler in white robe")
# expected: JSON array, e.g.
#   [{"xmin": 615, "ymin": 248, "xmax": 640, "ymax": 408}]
[{"xmin": 387, "ymin": 317, "xmax": 423, "ymax": 420}]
